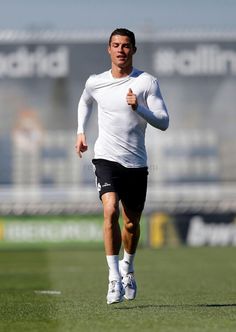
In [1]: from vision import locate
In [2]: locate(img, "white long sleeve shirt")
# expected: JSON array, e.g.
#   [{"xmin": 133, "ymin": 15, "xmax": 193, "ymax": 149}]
[{"xmin": 77, "ymin": 67, "xmax": 169, "ymax": 167}]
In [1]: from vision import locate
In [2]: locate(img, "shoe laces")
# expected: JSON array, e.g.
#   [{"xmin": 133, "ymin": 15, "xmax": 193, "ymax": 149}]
[{"xmin": 124, "ymin": 273, "xmax": 135, "ymax": 288}]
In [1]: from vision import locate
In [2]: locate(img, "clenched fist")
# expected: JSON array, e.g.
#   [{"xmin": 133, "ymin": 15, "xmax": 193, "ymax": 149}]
[{"xmin": 126, "ymin": 88, "xmax": 138, "ymax": 111}]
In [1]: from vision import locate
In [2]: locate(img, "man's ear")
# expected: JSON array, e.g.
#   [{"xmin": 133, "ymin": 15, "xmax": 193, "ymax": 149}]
[
  {"xmin": 107, "ymin": 45, "xmax": 111, "ymax": 55},
  {"xmin": 133, "ymin": 46, "xmax": 137, "ymax": 54}
]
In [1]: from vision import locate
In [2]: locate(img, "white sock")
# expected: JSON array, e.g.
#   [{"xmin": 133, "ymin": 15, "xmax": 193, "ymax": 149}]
[
  {"xmin": 106, "ymin": 255, "xmax": 121, "ymax": 282},
  {"xmin": 122, "ymin": 249, "xmax": 135, "ymax": 274}
]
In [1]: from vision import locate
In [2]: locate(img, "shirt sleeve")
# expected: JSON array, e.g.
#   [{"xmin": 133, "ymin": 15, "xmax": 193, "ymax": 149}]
[
  {"xmin": 77, "ymin": 78, "xmax": 94, "ymax": 134},
  {"xmin": 136, "ymin": 79, "xmax": 169, "ymax": 131}
]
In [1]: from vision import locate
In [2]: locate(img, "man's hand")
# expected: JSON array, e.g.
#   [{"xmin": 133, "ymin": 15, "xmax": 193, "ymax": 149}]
[
  {"xmin": 75, "ymin": 133, "xmax": 88, "ymax": 158},
  {"xmin": 126, "ymin": 88, "xmax": 138, "ymax": 111}
]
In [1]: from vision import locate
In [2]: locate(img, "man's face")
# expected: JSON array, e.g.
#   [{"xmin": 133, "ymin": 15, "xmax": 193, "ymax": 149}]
[{"xmin": 108, "ymin": 35, "xmax": 136, "ymax": 69}]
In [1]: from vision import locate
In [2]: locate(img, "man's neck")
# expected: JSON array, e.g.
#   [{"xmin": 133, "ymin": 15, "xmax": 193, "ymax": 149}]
[{"xmin": 111, "ymin": 65, "xmax": 133, "ymax": 78}]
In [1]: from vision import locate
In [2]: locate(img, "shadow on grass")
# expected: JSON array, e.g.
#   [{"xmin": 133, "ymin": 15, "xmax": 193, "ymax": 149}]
[{"xmin": 114, "ymin": 303, "xmax": 236, "ymax": 310}]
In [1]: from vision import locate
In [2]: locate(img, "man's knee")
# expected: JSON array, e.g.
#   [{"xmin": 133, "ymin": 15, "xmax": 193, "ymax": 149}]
[
  {"xmin": 102, "ymin": 193, "xmax": 119, "ymax": 223},
  {"xmin": 104, "ymin": 203, "xmax": 119, "ymax": 220},
  {"xmin": 124, "ymin": 219, "xmax": 140, "ymax": 234}
]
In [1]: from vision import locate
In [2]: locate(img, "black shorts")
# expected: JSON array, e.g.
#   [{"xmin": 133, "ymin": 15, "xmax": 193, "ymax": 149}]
[{"xmin": 92, "ymin": 158, "xmax": 148, "ymax": 212}]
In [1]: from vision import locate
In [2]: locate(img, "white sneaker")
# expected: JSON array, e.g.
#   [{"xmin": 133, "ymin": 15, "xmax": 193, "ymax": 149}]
[
  {"xmin": 119, "ymin": 261, "xmax": 137, "ymax": 300},
  {"xmin": 106, "ymin": 280, "xmax": 125, "ymax": 304},
  {"xmin": 122, "ymin": 273, "xmax": 137, "ymax": 300}
]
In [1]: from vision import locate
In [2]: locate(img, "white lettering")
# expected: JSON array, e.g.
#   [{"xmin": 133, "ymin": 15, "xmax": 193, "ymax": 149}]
[
  {"xmin": 187, "ymin": 216, "xmax": 236, "ymax": 246},
  {"xmin": 0, "ymin": 46, "xmax": 69, "ymax": 78},
  {"xmin": 153, "ymin": 44, "xmax": 236, "ymax": 76},
  {"xmin": 4, "ymin": 221, "xmax": 102, "ymax": 242}
]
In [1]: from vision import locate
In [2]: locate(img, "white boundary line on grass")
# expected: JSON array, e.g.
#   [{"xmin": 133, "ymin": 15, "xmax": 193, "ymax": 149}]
[{"xmin": 34, "ymin": 290, "xmax": 61, "ymax": 295}]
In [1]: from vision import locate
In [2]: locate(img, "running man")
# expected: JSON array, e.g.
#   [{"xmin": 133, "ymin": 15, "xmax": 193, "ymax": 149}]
[{"xmin": 76, "ymin": 28, "xmax": 169, "ymax": 304}]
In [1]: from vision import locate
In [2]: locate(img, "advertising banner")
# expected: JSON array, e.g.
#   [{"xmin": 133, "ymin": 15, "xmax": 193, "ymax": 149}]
[
  {"xmin": 149, "ymin": 212, "xmax": 236, "ymax": 247},
  {"xmin": 0, "ymin": 214, "xmax": 148, "ymax": 247}
]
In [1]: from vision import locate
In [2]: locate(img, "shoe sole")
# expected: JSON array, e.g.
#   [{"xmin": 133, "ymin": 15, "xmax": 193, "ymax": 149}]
[
  {"xmin": 107, "ymin": 297, "xmax": 124, "ymax": 305},
  {"xmin": 124, "ymin": 294, "xmax": 136, "ymax": 301},
  {"xmin": 107, "ymin": 288, "xmax": 125, "ymax": 305},
  {"xmin": 107, "ymin": 292, "xmax": 125, "ymax": 304}
]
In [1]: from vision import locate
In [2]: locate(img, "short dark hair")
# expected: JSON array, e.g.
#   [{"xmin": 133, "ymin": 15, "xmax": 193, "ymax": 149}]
[{"xmin": 109, "ymin": 28, "xmax": 136, "ymax": 49}]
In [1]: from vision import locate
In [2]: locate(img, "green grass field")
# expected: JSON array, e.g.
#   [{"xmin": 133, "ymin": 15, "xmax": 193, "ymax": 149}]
[{"xmin": 0, "ymin": 246, "xmax": 235, "ymax": 332}]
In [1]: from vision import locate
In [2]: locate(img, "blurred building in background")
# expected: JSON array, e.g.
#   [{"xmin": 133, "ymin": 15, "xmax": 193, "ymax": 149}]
[{"xmin": 0, "ymin": 30, "xmax": 236, "ymax": 246}]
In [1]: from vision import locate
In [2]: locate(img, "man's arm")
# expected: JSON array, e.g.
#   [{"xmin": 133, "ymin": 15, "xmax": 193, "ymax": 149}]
[
  {"xmin": 127, "ymin": 80, "xmax": 169, "ymax": 131},
  {"xmin": 76, "ymin": 82, "xmax": 94, "ymax": 157}
]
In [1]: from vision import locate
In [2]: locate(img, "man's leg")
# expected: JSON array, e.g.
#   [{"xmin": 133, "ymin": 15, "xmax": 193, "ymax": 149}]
[
  {"xmin": 120, "ymin": 165, "xmax": 147, "ymax": 256},
  {"xmin": 120, "ymin": 204, "xmax": 142, "ymax": 300},
  {"xmin": 121, "ymin": 205, "xmax": 142, "ymax": 255},
  {"xmin": 102, "ymin": 192, "xmax": 124, "ymax": 304},
  {"xmin": 102, "ymin": 192, "xmax": 121, "ymax": 255}
]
